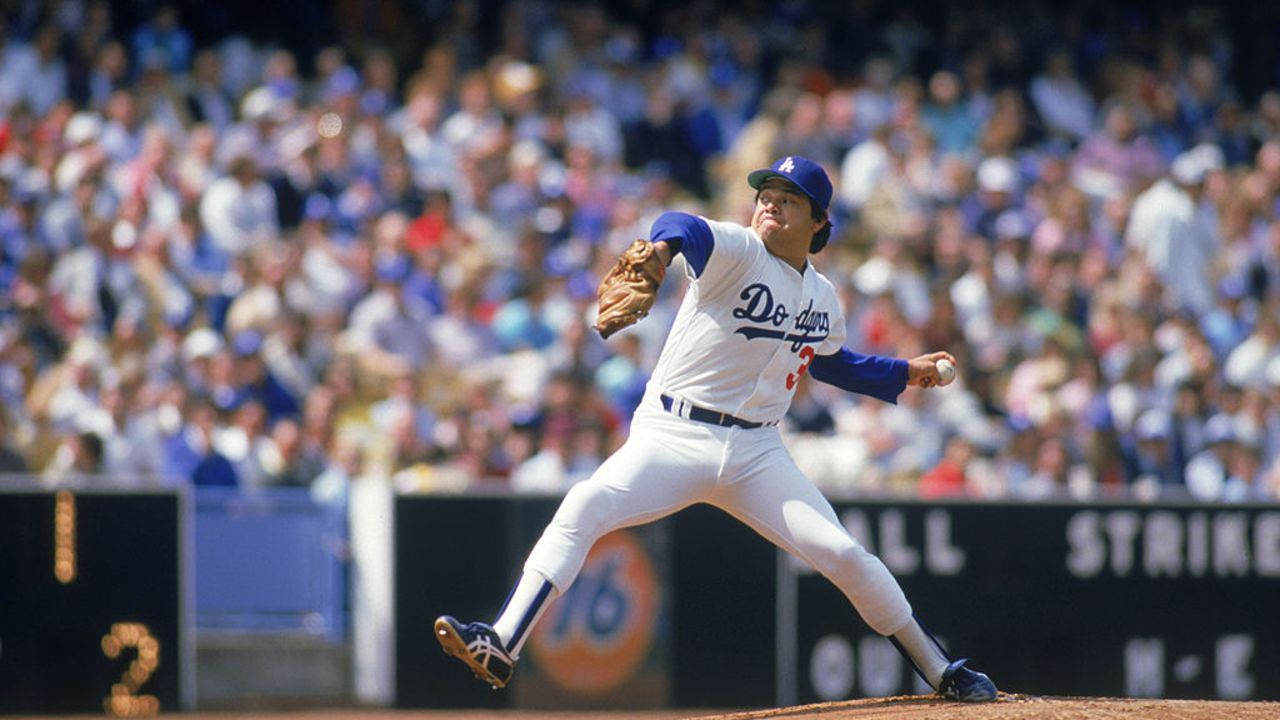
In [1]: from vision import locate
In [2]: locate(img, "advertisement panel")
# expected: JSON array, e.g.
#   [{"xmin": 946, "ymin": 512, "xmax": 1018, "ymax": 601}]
[
  {"xmin": 394, "ymin": 495, "xmax": 670, "ymax": 710},
  {"xmin": 516, "ymin": 528, "xmax": 669, "ymax": 709}
]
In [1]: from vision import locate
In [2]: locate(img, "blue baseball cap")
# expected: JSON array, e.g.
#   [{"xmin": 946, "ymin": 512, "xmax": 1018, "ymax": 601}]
[
  {"xmin": 374, "ymin": 254, "xmax": 412, "ymax": 283},
  {"xmin": 748, "ymin": 156, "xmax": 833, "ymax": 215},
  {"xmin": 232, "ymin": 329, "xmax": 263, "ymax": 357}
]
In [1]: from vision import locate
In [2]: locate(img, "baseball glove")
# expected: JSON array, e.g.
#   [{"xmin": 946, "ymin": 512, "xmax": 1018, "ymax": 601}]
[{"xmin": 593, "ymin": 238, "xmax": 666, "ymax": 339}]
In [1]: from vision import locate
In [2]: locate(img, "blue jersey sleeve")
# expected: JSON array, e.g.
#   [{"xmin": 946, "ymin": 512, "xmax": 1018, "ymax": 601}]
[
  {"xmin": 809, "ymin": 347, "xmax": 909, "ymax": 404},
  {"xmin": 650, "ymin": 211, "xmax": 714, "ymax": 277}
]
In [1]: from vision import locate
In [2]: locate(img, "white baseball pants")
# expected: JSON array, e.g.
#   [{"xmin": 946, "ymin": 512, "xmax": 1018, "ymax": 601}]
[{"xmin": 523, "ymin": 402, "xmax": 914, "ymax": 636}]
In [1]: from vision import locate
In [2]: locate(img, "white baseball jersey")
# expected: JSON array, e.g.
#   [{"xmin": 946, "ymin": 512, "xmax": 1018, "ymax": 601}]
[
  {"xmin": 521, "ymin": 210, "xmax": 915, "ymax": 641},
  {"xmin": 647, "ymin": 217, "xmax": 846, "ymax": 423}
]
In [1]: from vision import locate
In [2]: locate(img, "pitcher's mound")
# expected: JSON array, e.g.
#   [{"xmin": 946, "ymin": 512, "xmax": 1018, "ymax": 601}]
[{"xmin": 690, "ymin": 694, "xmax": 1280, "ymax": 719}]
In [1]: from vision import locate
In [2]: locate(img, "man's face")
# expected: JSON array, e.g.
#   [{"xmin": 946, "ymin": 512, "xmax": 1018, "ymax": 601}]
[
  {"xmin": 1106, "ymin": 106, "xmax": 1135, "ymax": 141},
  {"xmin": 751, "ymin": 179, "xmax": 822, "ymax": 251}
]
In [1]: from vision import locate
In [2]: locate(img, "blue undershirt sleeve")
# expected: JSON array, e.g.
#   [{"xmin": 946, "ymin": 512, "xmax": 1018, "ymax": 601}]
[
  {"xmin": 650, "ymin": 211, "xmax": 714, "ymax": 277},
  {"xmin": 808, "ymin": 346, "xmax": 910, "ymax": 404}
]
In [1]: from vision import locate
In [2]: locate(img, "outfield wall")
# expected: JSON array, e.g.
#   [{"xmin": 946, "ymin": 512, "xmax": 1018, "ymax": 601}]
[
  {"xmin": 394, "ymin": 495, "xmax": 1280, "ymax": 709},
  {"xmin": 2, "ymin": 486, "xmax": 1275, "ymax": 714}
]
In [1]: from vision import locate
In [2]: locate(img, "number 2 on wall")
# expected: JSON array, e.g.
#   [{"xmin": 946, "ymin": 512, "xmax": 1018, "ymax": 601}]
[
  {"xmin": 101, "ymin": 623, "xmax": 160, "ymax": 717},
  {"xmin": 786, "ymin": 346, "xmax": 816, "ymax": 390}
]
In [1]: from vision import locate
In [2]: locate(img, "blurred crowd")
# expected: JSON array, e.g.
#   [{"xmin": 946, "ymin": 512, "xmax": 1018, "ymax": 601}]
[{"xmin": 0, "ymin": 1, "xmax": 1278, "ymax": 503}]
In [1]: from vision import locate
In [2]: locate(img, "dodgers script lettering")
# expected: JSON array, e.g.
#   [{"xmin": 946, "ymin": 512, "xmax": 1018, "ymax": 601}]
[{"xmin": 734, "ymin": 283, "xmax": 789, "ymax": 327}]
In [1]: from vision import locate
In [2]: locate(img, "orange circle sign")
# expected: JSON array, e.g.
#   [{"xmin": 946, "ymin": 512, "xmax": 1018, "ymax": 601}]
[{"xmin": 527, "ymin": 530, "xmax": 659, "ymax": 694}]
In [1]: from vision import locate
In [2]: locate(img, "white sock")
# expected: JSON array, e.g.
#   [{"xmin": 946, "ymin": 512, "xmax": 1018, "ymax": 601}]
[
  {"xmin": 491, "ymin": 570, "xmax": 558, "ymax": 659},
  {"xmin": 891, "ymin": 617, "xmax": 951, "ymax": 688}
]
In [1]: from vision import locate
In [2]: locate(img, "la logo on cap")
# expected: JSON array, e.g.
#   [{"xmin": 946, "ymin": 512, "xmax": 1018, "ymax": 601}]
[{"xmin": 779, "ymin": 156, "xmax": 795, "ymax": 174}]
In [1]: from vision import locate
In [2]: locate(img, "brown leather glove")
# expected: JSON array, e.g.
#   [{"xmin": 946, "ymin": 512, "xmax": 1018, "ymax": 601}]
[{"xmin": 593, "ymin": 238, "xmax": 666, "ymax": 339}]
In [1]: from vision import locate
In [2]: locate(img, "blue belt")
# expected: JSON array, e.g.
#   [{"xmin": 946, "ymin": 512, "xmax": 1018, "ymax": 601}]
[{"xmin": 660, "ymin": 394, "xmax": 776, "ymax": 429}]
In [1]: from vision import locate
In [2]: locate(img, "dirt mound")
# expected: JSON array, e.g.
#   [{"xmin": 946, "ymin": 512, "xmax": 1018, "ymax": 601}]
[
  {"xmin": 14, "ymin": 698, "xmax": 1276, "ymax": 720},
  {"xmin": 689, "ymin": 694, "xmax": 1280, "ymax": 719}
]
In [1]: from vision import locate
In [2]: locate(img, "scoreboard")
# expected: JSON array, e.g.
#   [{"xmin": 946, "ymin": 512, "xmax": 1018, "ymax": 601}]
[{"xmin": 0, "ymin": 485, "xmax": 191, "ymax": 715}]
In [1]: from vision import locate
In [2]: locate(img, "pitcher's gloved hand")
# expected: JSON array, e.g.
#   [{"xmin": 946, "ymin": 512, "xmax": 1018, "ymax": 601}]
[{"xmin": 593, "ymin": 238, "xmax": 666, "ymax": 339}]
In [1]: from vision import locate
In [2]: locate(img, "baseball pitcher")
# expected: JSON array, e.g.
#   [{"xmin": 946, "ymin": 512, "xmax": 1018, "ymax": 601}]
[{"xmin": 435, "ymin": 156, "xmax": 997, "ymax": 702}]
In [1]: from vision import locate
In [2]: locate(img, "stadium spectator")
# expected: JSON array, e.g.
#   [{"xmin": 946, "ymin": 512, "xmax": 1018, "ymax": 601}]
[
  {"xmin": 20, "ymin": 24, "xmax": 68, "ymax": 117},
  {"xmin": 921, "ymin": 70, "xmax": 979, "ymax": 156},
  {"xmin": 1126, "ymin": 143, "xmax": 1225, "ymax": 314},
  {"xmin": 185, "ymin": 49, "xmax": 235, "ymax": 131},
  {"xmin": 199, "ymin": 154, "xmax": 278, "ymax": 256},
  {"xmin": 345, "ymin": 250, "xmax": 434, "ymax": 379},
  {"xmin": 42, "ymin": 429, "xmax": 103, "ymax": 483},
  {"xmin": 1072, "ymin": 101, "xmax": 1164, "ymax": 200},
  {"xmin": 0, "ymin": 409, "xmax": 28, "ymax": 473},
  {"xmin": 1029, "ymin": 48, "xmax": 1096, "ymax": 144},
  {"xmin": 131, "ymin": 5, "xmax": 192, "ymax": 77}
]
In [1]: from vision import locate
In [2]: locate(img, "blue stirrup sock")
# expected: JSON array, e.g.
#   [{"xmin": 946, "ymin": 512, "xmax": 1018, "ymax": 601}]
[
  {"xmin": 889, "ymin": 615, "xmax": 952, "ymax": 689},
  {"xmin": 492, "ymin": 570, "xmax": 558, "ymax": 659}
]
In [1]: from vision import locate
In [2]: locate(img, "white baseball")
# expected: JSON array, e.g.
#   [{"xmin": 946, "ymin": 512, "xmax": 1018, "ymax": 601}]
[
  {"xmin": 317, "ymin": 112, "xmax": 343, "ymax": 138},
  {"xmin": 935, "ymin": 359, "xmax": 956, "ymax": 386}
]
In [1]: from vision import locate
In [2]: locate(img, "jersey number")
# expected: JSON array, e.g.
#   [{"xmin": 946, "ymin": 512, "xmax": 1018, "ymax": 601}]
[{"xmin": 786, "ymin": 346, "xmax": 815, "ymax": 390}]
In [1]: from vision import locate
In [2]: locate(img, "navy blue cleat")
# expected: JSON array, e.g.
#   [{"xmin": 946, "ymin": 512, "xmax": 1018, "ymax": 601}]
[
  {"xmin": 434, "ymin": 615, "xmax": 515, "ymax": 689},
  {"xmin": 938, "ymin": 658, "xmax": 998, "ymax": 702}
]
